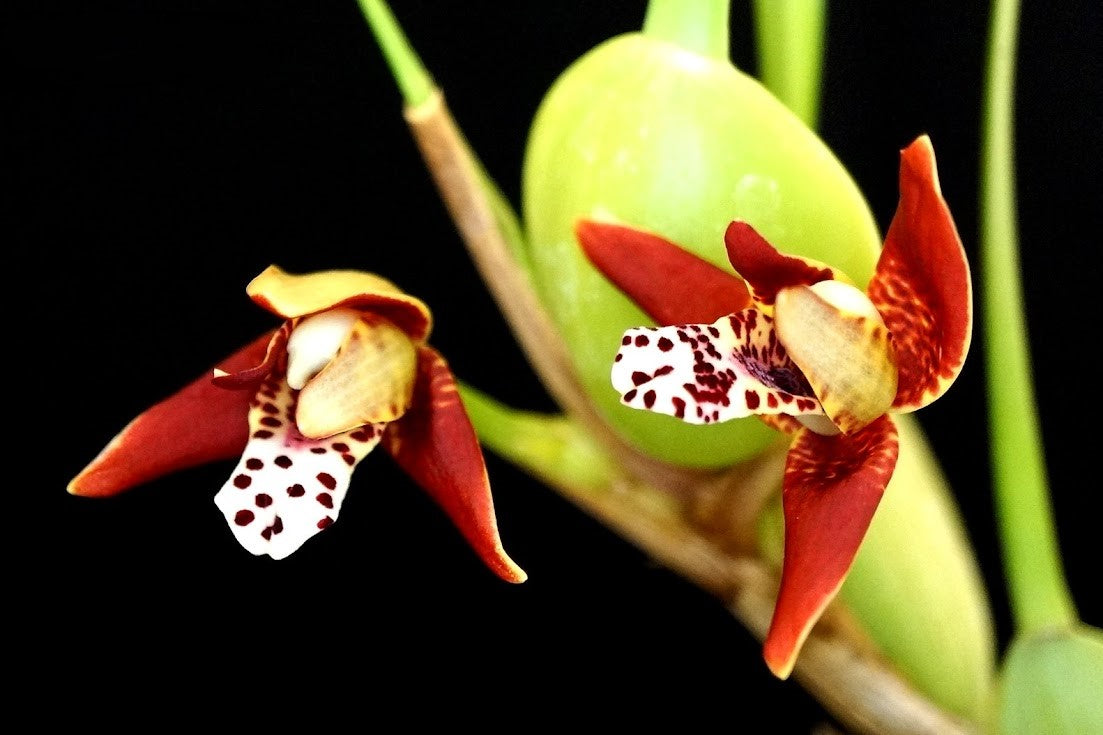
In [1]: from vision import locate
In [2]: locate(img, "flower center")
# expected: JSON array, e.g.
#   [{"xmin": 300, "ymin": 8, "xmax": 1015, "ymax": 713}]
[{"xmin": 286, "ymin": 308, "xmax": 360, "ymax": 390}]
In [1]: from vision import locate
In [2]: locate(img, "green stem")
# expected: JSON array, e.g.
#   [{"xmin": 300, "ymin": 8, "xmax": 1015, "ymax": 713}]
[
  {"xmin": 642, "ymin": 0, "xmax": 730, "ymax": 61},
  {"xmin": 356, "ymin": 0, "xmax": 434, "ymax": 106},
  {"xmin": 457, "ymin": 383, "xmax": 619, "ymax": 494},
  {"xmin": 981, "ymin": 0, "xmax": 1077, "ymax": 633},
  {"xmin": 751, "ymin": 0, "xmax": 826, "ymax": 130}
]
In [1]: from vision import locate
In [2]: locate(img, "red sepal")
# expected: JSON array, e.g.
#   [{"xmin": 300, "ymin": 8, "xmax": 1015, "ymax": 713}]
[
  {"xmin": 724, "ymin": 221, "xmax": 835, "ymax": 306},
  {"xmin": 382, "ymin": 345, "xmax": 527, "ymax": 583},
  {"xmin": 68, "ymin": 332, "xmax": 274, "ymax": 498},
  {"xmin": 869, "ymin": 135, "xmax": 972, "ymax": 411},
  {"xmin": 763, "ymin": 415, "xmax": 899, "ymax": 678},
  {"xmin": 575, "ymin": 219, "xmax": 750, "ymax": 324}
]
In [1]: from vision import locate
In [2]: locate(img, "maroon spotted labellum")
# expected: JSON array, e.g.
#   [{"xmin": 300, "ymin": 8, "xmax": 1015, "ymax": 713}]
[{"xmin": 576, "ymin": 135, "xmax": 972, "ymax": 677}]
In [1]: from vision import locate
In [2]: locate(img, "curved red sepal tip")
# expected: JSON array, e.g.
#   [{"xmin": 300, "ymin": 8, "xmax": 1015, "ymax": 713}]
[
  {"xmin": 382, "ymin": 345, "xmax": 527, "ymax": 584},
  {"xmin": 724, "ymin": 221, "xmax": 834, "ymax": 306},
  {"xmin": 575, "ymin": 219, "xmax": 750, "ymax": 325},
  {"xmin": 68, "ymin": 332, "xmax": 274, "ymax": 498},
  {"xmin": 763, "ymin": 415, "xmax": 899, "ymax": 679},
  {"xmin": 211, "ymin": 322, "xmax": 289, "ymax": 389},
  {"xmin": 869, "ymin": 135, "xmax": 973, "ymax": 411}
]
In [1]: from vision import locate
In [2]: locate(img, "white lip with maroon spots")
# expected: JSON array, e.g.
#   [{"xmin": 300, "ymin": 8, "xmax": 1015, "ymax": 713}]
[{"xmin": 213, "ymin": 374, "xmax": 386, "ymax": 560}]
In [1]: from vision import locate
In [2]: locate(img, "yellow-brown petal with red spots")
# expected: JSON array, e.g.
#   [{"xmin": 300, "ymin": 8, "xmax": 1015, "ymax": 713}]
[
  {"xmin": 774, "ymin": 281, "xmax": 898, "ymax": 434},
  {"xmin": 247, "ymin": 265, "xmax": 433, "ymax": 343},
  {"xmin": 295, "ymin": 315, "xmax": 418, "ymax": 439},
  {"xmin": 868, "ymin": 135, "xmax": 972, "ymax": 411}
]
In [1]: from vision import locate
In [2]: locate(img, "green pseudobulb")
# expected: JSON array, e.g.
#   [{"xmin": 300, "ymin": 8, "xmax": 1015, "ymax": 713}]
[{"xmin": 522, "ymin": 33, "xmax": 881, "ymax": 467}]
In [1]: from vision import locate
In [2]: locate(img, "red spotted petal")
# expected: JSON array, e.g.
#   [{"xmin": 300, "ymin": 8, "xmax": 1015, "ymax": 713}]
[
  {"xmin": 763, "ymin": 414, "xmax": 899, "ymax": 679},
  {"xmin": 68, "ymin": 332, "xmax": 274, "ymax": 498},
  {"xmin": 611, "ymin": 312, "xmax": 822, "ymax": 425},
  {"xmin": 213, "ymin": 372, "xmax": 385, "ymax": 559},
  {"xmin": 724, "ymin": 221, "xmax": 840, "ymax": 306},
  {"xmin": 575, "ymin": 219, "xmax": 751, "ymax": 324},
  {"xmin": 868, "ymin": 135, "xmax": 972, "ymax": 411},
  {"xmin": 382, "ymin": 345, "xmax": 527, "ymax": 583}
]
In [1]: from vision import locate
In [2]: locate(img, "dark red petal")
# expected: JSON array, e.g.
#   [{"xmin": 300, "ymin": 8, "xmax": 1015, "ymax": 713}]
[
  {"xmin": 382, "ymin": 345, "xmax": 526, "ymax": 583},
  {"xmin": 575, "ymin": 219, "xmax": 750, "ymax": 324},
  {"xmin": 211, "ymin": 321, "xmax": 290, "ymax": 389},
  {"xmin": 763, "ymin": 415, "xmax": 899, "ymax": 679},
  {"xmin": 68, "ymin": 332, "xmax": 274, "ymax": 498},
  {"xmin": 868, "ymin": 135, "xmax": 973, "ymax": 411},
  {"xmin": 723, "ymin": 221, "xmax": 836, "ymax": 306}
]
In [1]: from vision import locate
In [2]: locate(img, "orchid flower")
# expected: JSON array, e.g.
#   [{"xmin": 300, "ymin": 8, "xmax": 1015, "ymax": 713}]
[
  {"xmin": 576, "ymin": 135, "xmax": 971, "ymax": 677},
  {"xmin": 68, "ymin": 265, "xmax": 526, "ymax": 583}
]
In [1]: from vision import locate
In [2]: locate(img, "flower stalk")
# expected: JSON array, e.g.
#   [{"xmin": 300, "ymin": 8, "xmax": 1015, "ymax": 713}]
[
  {"xmin": 642, "ymin": 0, "xmax": 730, "ymax": 60},
  {"xmin": 980, "ymin": 0, "xmax": 1077, "ymax": 634},
  {"xmin": 752, "ymin": 0, "xmax": 826, "ymax": 129}
]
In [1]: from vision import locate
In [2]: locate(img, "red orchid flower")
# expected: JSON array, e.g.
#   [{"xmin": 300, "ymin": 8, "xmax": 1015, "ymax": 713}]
[
  {"xmin": 69, "ymin": 265, "xmax": 526, "ymax": 583},
  {"xmin": 575, "ymin": 135, "xmax": 971, "ymax": 677}
]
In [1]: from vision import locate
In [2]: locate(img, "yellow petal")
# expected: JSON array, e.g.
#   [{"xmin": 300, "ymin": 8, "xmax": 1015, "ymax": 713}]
[
  {"xmin": 247, "ymin": 265, "xmax": 432, "ymax": 342},
  {"xmin": 295, "ymin": 316, "xmax": 418, "ymax": 439},
  {"xmin": 774, "ymin": 281, "xmax": 898, "ymax": 433}
]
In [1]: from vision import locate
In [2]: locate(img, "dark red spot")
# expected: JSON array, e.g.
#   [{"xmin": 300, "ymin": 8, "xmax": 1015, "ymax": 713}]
[
  {"xmin": 261, "ymin": 402, "xmax": 279, "ymax": 415},
  {"xmin": 316, "ymin": 493, "xmax": 334, "ymax": 509},
  {"xmin": 259, "ymin": 387, "xmax": 277, "ymax": 399},
  {"xmin": 331, "ymin": 442, "xmax": 350, "ymax": 452},
  {"xmin": 779, "ymin": 393, "xmax": 794, "ymax": 404},
  {"xmin": 614, "ymin": 353, "xmax": 623, "ymax": 362},
  {"xmin": 317, "ymin": 517, "xmax": 334, "ymax": 530},
  {"xmin": 631, "ymin": 371, "xmax": 651, "ymax": 386},
  {"xmin": 672, "ymin": 397, "xmax": 686, "ymax": 419},
  {"xmin": 653, "ymin": 365, "xmax": 674, "ymax": 377},
  {"xmin": 317, "ymin": 473, "xmax": 337, "ymax": 490},
  {"xmin": 245, "ymin": 458, "xmax": 264, "ymax": 470},
  {"xmin": 342, "ymin": 454, "xmax": 355, "ymax": 466},
  {"xmin": 234, "ymin": 510, "xmax": 255, "ymax": 526},
  {"xmin": 255, "ymin": 493, "xmax": 273, "ymax": 508},
  {"xmin": 708, "ymin": 326, "xmax": 720, "ymax": 338},
  {"xmin": 233, "ymin": 474, "xmax": 252, "ymax": 489},
  {"xmin": 767, "ymin": 393, "xmax": 778, "ymax": 409},
  {"xmin": 310, "ymin": 447, "xmax": 327, "ymax": 454},
  {"xmin": 643, "ymin": 390, "xmax": 657, "ymax": 409},
  {"xmin": 797, "ymin": 399, "xmax": 816, "ymax": 412},
  {"xmin": 272, "ymin": 516, "xmax": 283, "ymax": 534},
  {"xmin": 634, "ymin": 334, "xmax": 649, "ymax": 347},
  {"xmin": 287, "ymin": 483, "xmax": 305, "ymax": 497},
  {"xmin": 624, "ymin": 389, "xmax": 638, "ymax": 402},
  {"xmin": 621, "ymin": 335, "xmax": 632, "ymax": 346},
  {"xmin": 252, "ymin": 430, "xmax": 274, "ymax": 440},
  {"xmin": 745, "ymin": 390, "xmax": 761, "ymax": 410},
  {"xmin": 657, "ymin": 337, "xmax": 674, "ymax": 352},
  {"xmin": 260, "ymin": 416, "xmax": 282, "ymax": 428},
  {"xmin": 274, "ymin": 456, "xmax": 293, "ymax": 468},
  {"xmin": 350, "ymin": 428, "xmax": 375, "ymax": 442},
  {"xmin": 261, "ymin": 527, "xmax": 272, "ymax": 541}
]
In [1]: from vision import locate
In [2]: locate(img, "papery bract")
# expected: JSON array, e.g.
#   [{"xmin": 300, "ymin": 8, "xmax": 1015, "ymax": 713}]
[
  {"xmin": 578, "ymin": 135, "xmax": 971, "ymax": 676},
  {"xmin": 69, "ymin": 265, "xmax": 526, "ymax": 583}
]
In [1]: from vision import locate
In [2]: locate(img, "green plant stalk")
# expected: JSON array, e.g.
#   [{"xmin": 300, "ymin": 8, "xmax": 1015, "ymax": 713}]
[
  {"xmin": 356, "ymin": 0, "xmax": 432, "ymax": 107},
  {"xmin": 642, "ymin": 0, "xmax": 729, "ymax": 60},
  {"xmin": 752, "ymin": 0, "xmax": 826, "ymax": 129},
  {"xmin": 981, "ymin": 0, "xmax": 1077, "ymax": 633},
  {"xmin": 458, "ymin": 382, "xmax": 618, "ymax": 494}
]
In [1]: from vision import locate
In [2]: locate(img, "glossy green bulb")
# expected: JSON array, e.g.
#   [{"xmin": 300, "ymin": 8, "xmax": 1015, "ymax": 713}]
[{"xmin": 522, "ymin": 33, "xmax": 881, "ymax": 467}]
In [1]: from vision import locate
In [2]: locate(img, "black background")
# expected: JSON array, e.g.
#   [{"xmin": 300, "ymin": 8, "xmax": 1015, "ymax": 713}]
[{"xmin": 14, "ymin": 1, "xmax": 1101, "ymax": 729}]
